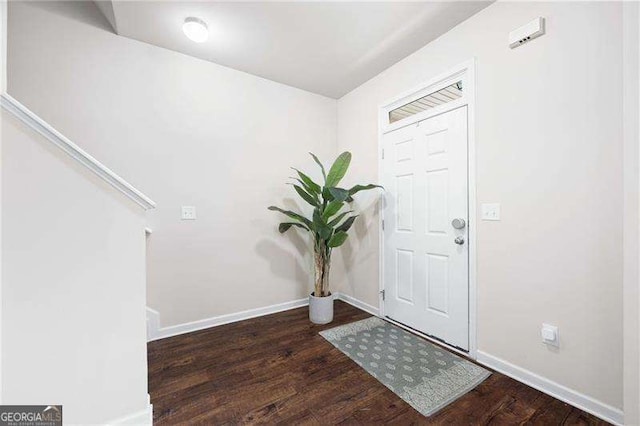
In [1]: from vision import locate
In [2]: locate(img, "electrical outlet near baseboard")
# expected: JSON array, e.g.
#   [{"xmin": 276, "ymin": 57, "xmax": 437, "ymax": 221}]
[{"xmin": 181, "ymin": 205, "xmax": 196, "ymax": 220}]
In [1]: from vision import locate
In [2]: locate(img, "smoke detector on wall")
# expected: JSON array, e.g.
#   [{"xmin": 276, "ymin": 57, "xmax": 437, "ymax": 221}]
[{"xmin": 509, "ymin": 17, "xmax": 545, "ymax": 49}]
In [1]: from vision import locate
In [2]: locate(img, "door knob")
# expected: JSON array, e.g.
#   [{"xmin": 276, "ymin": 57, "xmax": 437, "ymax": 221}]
[
  {"xmin": 454, "ymin": 236, "xmax": 465, "ymax": 245},
  {"xmin": 451, "ymin": 218, "xmax": 466, "ymax": 229}
]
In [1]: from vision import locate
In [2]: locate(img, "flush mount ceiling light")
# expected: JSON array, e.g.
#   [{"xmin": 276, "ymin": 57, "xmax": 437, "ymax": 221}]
[{"xmin": 183, "ymin": 17, "xmax": 208, "ymax": 43}]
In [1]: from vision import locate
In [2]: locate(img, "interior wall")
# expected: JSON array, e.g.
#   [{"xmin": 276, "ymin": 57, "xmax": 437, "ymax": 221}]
[
  {"xmin": 1, "ymin": 109, "xmax": 149, "ymax": 424},
  {"xmin": 623, "ymin": 2, "xmax": 640, "ymax": 423},
  {"xmin": 0, "ymin": 0, "xmax": 6, "ymax": 405},
  {"xmin": 334, "ymin": 1, "xmax": 623, "ymax": 412},
  {"xmin": 6, "ymin": 0, "xmax": 631, "ymax": 418},
  {"xmin": 7, "ymin": 1, "xmax": 337, "ymax": 328}
]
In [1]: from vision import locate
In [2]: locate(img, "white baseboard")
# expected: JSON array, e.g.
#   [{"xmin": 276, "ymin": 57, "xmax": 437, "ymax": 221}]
[
  {"xmin": 335, "ymin": 292, "xmax": 380, "ymax": 316},
  {"xmin": 106, "ymin": 394, "xmax": 153, "ymax": 425},
  {"xmin": 146, "ymin": 293, "xmax": 379, "ymax": 342},
  {"xmin": 476, "ymin": 351, "xmax": 623, "ymax": 425},
  {"xmin": 148, "ymin": 298, "xmax": 309, "ymax": 341},
  {"xmin": 146, "ymin": 307, "xmax": 160, "ymax": 342}
]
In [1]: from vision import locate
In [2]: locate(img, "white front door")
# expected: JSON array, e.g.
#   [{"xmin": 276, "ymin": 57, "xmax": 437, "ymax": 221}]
[{"xmin": 382, "ymin": 106, "xmax": 469, "ymax": 350}]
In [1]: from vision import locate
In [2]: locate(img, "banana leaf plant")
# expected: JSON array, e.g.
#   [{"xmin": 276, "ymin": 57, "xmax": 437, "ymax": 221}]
[{"xmin": 268, "ymin": 151, "xmax": 382, "ymax": 298}]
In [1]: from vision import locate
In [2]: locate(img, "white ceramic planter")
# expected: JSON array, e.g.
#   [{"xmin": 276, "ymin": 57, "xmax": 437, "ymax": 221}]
[{"xmin": 309, "ymin": 292, "xmax": 334, "ymax": 324}]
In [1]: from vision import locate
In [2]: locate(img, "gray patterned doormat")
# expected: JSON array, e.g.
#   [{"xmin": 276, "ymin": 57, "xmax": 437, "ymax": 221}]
[{"xmin": 319, "ymin": 317, "xmax": 490, "ymax": 417}]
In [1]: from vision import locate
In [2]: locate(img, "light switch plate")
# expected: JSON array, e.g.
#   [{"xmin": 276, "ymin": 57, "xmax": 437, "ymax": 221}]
[
  {"xmin": 181, "ymin": 206, "xmax": 196, "ymax": 220},
  {"xmin": 541, "ymin": 323, "xmax": 559, "ymax": 347},
  {"xmin": 481, "ymin": 203, "xmax": 501, "ymax": 221}
]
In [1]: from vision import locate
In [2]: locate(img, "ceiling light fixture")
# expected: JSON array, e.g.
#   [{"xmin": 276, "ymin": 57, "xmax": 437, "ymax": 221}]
[{"xmin": 183, "ymin": 17, "xmax": 208, "ymax": 43}]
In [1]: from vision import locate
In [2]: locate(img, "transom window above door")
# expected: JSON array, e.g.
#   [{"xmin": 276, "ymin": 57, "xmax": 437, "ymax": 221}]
[{"xmin": 389, "ymin": 81, "xmax": 463, "ymax": 124}]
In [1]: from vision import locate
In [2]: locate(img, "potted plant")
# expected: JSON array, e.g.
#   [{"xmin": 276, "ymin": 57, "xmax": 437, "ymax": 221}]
[{"xmin": 268, "ymin": 151, "xmax": 381, "ymax": 324}]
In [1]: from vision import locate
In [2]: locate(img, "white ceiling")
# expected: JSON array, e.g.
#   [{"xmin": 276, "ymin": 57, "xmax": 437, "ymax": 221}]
[{"xmin": 101, "ymin": 1, "xmax": 492, "ymax": 99}]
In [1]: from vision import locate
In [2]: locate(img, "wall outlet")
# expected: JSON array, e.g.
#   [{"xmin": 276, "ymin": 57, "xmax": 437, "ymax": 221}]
[
  {"xmin": 481, "ymin": 203, "xmax": 501, "ymax": 221},
  {"xmin": 181, "ymin": 206, "xmax": 196, "ymax": 220},
  {"xmin": 541, "ymin": 323, "xmax": 559, "ymax": 347}
]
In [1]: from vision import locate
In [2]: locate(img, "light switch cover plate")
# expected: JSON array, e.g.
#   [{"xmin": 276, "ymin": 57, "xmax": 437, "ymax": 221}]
[
  {"xmin": 481, "ymin": 203, "xmax": 501, "ymax": 221},
  {"xmin": 181, "ymin": 206, "xmax": 196, "ymax": 220},
  {"xmin": 541, "ymin": 323, "xmax": 559, "ymax": 347}
]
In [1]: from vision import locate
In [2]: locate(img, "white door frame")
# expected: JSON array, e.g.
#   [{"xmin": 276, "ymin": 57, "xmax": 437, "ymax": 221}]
[{"xmin": 377, "ymin": 59, "xmax": 477, "ymax": 359}]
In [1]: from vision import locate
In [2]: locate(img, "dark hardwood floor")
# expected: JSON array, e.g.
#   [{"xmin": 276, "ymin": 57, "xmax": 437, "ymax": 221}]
[{"xmin": 148, "ymin": 301, "xmax": 608, "ymax": 425}]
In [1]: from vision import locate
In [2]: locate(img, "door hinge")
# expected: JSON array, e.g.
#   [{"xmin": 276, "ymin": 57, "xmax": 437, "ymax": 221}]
[
  {"xmin": 381, "ymin": 149, "xmax": 385, "ymax": 159},
  {"xmin": 382, "ymin": 219, "xmax": 385, "ymax": 230},
  {"xmin": 380, "ymin": 289, "xmax": 385, "ymax": 301}
]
